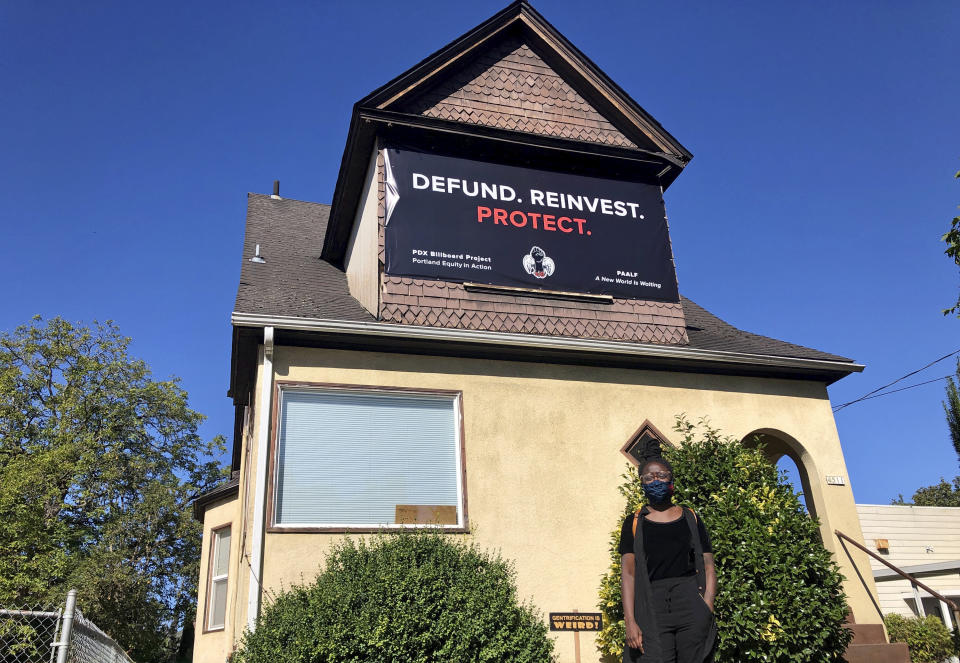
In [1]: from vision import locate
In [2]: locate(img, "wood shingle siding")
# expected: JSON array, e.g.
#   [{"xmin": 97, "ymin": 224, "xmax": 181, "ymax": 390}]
[
  {"xmin": 396, "ymin": 36, "xmax": 638, "ymax": 149},
  {"xmin": 380, "ymin": 275, "xmax": 687, "ymax": 343},
  {"xmin": 856, "ymin": 504, "xmax": 960, "ymax": 618}
]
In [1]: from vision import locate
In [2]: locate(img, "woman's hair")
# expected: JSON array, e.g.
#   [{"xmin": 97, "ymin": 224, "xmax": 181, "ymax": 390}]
[
  {"xmin": 639, "ymin": 456, "xmax": 673, "ymax": 476},
  {"xmin": 636, "ymin": 436, "xmax": 673, "ymax": 477}
]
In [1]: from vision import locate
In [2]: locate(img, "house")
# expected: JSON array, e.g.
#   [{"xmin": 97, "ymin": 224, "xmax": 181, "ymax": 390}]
[
  {"xmin": 857, "ymin": 503, "xmax": 960, "ymax": 628},
  {"xmin": 190, "ymin": 3, "xmax": 887, "ymax": 661}
]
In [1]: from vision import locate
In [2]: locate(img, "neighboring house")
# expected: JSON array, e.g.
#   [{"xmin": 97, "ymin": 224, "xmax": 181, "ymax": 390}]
[
  {"xmin": 190, "ymin": 3, "xmax": 886, "ymax": 662},
  {"xmin": 857, "ymin": 503, "xmax": 960, "ymax": 628}
]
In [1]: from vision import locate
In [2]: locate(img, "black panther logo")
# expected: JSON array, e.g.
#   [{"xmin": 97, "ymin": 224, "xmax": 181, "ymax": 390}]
[{"xmin": 522, "ymin": 246, "xmax": 555, "ymax": 279}]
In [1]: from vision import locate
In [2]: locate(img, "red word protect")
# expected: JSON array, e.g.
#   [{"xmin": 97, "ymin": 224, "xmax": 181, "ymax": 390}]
[{"xmin": 476, "ymin": 206, "xmax": 591, "ymax": 236}]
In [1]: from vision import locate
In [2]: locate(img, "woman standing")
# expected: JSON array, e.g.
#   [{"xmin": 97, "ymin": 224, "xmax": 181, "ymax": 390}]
[{"xmin": 620, "ymin": 456, "xmax": 717, "ymax": 663}]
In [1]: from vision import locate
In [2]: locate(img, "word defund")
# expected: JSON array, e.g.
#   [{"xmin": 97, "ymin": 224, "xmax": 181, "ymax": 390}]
[
  {"xmin": 411, "ymin": 173, "xmax": 644, "ymax": 218},
  {"xmin": 413, "ymin": 174, "xmax": 517, "ymax": 201}
]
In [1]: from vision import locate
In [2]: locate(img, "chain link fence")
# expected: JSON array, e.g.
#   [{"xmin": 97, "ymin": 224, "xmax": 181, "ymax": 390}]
[
  {"xmin": 68, "ymin": 608, "xmax": 135, "ymax": 663},
  {"xmin": 0, "ymin": 604, "xmax": 60, "ymax": 663},
  {"xmin": 0, "ymin": 591, "xmax": 134, "ymax": 663}
]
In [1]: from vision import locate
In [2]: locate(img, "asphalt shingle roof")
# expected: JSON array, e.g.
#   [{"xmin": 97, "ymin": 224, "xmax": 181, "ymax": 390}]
[
  {"xmin": 235, "ymin": 193, "xmax": 853, "ymax": 364},
  {"xmin": 236, "ymin": 194, "xmax": 374, "ymax": 323},
  {"xmin": 681, "ymin": 297, "xmax": 849, "ymax": 362}
]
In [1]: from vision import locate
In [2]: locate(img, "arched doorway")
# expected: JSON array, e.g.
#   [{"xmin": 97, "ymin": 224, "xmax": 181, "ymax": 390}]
[
  {"xmin": 776, "ymin": 456, "xmax": 810, "ymax": 513},
  {"xmin": 741, "ymin": 428, "xmax": 820, "ymax": 522}
]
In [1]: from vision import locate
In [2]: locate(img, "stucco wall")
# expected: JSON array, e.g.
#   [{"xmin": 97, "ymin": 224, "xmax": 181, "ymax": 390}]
[
  {"xmin": 198, "ymin": 344, "xmax": 880, "ymax": 663},
  {"xmin": 193, "ymin": 495, "xmax": 241, "ymax": 663}
]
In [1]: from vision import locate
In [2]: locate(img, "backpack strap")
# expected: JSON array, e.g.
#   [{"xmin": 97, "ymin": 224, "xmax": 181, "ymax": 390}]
[
  {"xmin": 682, "ymin": 507, "xmax": 708, "ymax": 596},
  {"xmin": 685, "ymin": 507, "xmax": 705, "ymax": 549}
]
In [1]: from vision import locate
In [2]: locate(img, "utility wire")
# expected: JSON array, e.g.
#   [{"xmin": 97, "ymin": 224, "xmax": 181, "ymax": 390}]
[
  {"xmin": 832, "ymin": 349, "xmax": 960, "ymax": 412},
  {"xmin": 836, "ymin": 376, "xmax": 952, "ymax": 407}
]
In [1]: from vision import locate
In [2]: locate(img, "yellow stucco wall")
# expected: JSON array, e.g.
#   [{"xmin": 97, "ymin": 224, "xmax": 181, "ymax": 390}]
[
  {"xmin": 193, "ymin": 494, "xmax": 242, "ymax": 663},
  {"xmin": 197, "ymin": 344, "xmax": 880, "ymax": 663}
]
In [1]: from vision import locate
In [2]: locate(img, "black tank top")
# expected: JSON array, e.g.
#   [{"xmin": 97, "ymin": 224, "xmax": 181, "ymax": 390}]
[
  {"xmin": 641, "ymin": 517, "xmax": 696, "ymax": 581},
  {"xmin": 618, "ymin": 512, "xmax": 713, "ymax": 581}
]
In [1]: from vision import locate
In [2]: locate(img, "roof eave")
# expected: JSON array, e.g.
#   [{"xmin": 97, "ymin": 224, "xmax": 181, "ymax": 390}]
[
  {"xmin": 322, "ymin": 106, "xmax": 371, "ymax": 267},
  {"xmin": 515, "ymin": 2, "xmax": 692, "ymax": 160},
  {"xmin": 359, "ymin": 1, "xmax": 525, "ymax": 109},
  {"xmin": 873, "ymin": 560, "xmax": 960, "ymax": 581},
  {"xmin": 191, "ymin": 479, "xmax": 240, "ymax": 522},
  {"xmin": 230, "ymin": 311, "xmax": 864, "ymax": 381}
]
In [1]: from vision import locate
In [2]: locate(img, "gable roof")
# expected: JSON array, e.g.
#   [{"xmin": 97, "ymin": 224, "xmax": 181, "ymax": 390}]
[
  {"xmin": 393, "ymin": 36, "xmax": 639, "ymax": 149},
  {"xmin": 322, "ymin": 1, "xmax": 692, "ymax": 266},
  {"xmin": 235, "ymin": 194, "xmax": 858, "ymax": 369},
  {"xmin": 362, "ymin": 1, "xmax": 690, "ymax": 159}
]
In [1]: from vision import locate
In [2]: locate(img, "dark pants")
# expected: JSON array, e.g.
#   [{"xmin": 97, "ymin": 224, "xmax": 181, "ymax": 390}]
[{"xmin": 649, "ymin": 575, "xmax": 713, "ymax": 663}]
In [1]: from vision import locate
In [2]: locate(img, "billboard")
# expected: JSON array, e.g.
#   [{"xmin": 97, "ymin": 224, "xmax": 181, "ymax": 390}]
[{"xmin": 383, "ymin": 147, "xmax": 679, "ymax": 301}]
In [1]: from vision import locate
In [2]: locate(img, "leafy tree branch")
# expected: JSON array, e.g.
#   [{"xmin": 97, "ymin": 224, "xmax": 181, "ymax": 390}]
[{"xmin": 0, "ymin": 316, "xmax": 226, "ymax": 662}]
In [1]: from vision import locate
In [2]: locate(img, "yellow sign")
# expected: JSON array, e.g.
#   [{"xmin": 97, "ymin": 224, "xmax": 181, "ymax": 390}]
[{"xmin": 549, "ymin": 612, "xmax": 602, "ymax": 631}]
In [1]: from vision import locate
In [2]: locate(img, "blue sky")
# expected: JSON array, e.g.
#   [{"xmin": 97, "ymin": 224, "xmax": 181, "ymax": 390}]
[{"xmin": 2, "ymin": 1, "xmax": 958, "ymax": 504}]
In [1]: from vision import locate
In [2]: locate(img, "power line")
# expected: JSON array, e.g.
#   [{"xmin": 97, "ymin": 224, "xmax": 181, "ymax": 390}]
[
  {"xmin": 839, "ymin": 376, "xmax": 952, "ymax": 407},
  {"xmin": 833, "ymin": 349, "xmax": 960, "ymax": 412}
]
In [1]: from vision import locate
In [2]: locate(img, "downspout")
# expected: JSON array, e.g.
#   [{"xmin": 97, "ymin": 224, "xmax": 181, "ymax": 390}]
[{"xmin": 247, "ymin": 326, "xmax": 274, "ymax": 632}]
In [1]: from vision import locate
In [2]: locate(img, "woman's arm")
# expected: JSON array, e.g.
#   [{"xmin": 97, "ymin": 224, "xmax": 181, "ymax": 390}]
[
  {"xmin": 621, "ymin": 553, "xmax": 644, "ymax": 652},
  {"xmin": 702, "ymin": 552, "xmax": 717, "ymax": 612}
]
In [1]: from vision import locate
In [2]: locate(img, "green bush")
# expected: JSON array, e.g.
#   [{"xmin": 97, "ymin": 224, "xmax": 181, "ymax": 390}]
[
  {"xmin": 234, "ymin": 530, "xmax": 555, "ymax": 663},
  {"xmin": 884, "ymin": 613, "xmax": 954, "ymax": 663},
  {"xmin": 596, "ymin": 416, "xmax": 852, "ymax": 662}
]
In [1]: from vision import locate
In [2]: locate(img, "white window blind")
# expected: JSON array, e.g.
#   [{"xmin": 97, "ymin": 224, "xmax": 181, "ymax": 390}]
[
  {"xmin": 207, "ymin": 526, "xmax": 230, "ymax": 630},
  {"xmin": 274, "ymin": 389, "xmax": 461, "ymax": 527}
]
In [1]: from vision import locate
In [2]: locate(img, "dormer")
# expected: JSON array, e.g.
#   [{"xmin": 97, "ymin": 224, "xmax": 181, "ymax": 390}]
[{"xmin": 323, "ymin": 1, "xmax": 693, "ymax": 346}]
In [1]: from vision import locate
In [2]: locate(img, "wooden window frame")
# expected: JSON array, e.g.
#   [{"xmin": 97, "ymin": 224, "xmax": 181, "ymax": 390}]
[
  {"xmin": 202, "ymin": 523, "xmax": 231, "ymax": 634},
  {"xmin": 620, "ymin": 419, "xmax": 673, "ymax": 467},
  {"xmin": 266, "ymin": 381, "xmax": 470, "ymax": 534}
]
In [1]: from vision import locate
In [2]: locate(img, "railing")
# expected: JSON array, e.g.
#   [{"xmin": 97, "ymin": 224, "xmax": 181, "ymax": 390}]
[{"xmin": 835, "ymin": 529, "xmax": 960, "ymax": 627}]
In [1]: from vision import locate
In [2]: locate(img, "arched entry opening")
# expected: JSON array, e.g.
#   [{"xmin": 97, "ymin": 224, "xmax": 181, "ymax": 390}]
[
  {"xmin": 776, "ymin": 456, "xmax": 810, "ymax": 513},
  {"xmin": 741, "ymin": 428, "xmax": 820, "ymax": 523}
]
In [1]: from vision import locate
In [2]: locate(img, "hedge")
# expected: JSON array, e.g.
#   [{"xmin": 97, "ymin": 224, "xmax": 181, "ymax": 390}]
[
  {"xmin": 884, "ymin": 613, "xmax": 954, "ymax": 663},
  {"xmin": 233, "ymin": 530, "xmax": 554, "ymax": 663}
]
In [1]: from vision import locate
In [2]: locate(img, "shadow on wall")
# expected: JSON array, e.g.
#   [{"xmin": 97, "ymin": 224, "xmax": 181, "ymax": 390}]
[{"xmin": 273, "ymin": 345, "xmax": 832, "ymax": 400}]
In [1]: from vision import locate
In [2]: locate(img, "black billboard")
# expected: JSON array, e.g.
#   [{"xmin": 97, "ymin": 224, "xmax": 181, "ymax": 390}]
[{"xmin": 383, "ymin": 147, "xmax": 679, "ymax": 301}]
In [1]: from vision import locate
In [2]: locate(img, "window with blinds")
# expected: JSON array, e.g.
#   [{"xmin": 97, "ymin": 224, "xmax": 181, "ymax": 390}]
[
  {"xmin": 206, "ymin": 525, "xmax": 230, "ymax": 631},
  {"xmin": 273, "ymin": 388, "xmax": 463, "ymax": 528}
]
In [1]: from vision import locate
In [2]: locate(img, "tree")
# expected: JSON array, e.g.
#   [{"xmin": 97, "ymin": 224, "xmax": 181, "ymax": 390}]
[
  {"xmin": 0, "ymin": 316, "xmax": 225, "ymax": 662},
  {"xmin": 894, "ymin": 477, "xmax": 960, "ymax": 507},
  {"xmin": 944, "ymin": 168, "xmax": 960, "ymax": 317},
  {"xmin": 893, "ymin": 359, "xmax": 960, "ymax": 507},
  {"xmin": 596, "ymin": 416, "xmax": 851, "ymax": 662},
  {"xmin": 945, "ymin": 358, "xmax": 960, "ymax": 464},
  {"xmin": 234, "ymin": 530, "xmax": 555, "ymax": 663}
]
